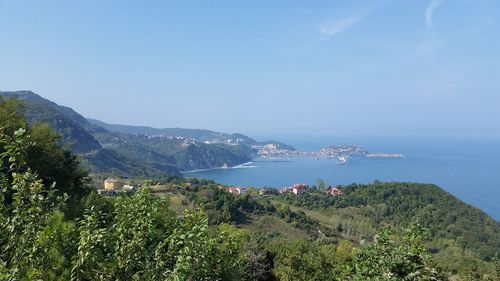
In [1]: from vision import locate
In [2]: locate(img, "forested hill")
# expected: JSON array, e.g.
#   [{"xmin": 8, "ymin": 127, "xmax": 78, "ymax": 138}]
[
  {"xmin": 161, "ymin": 180, "xmax": 500, "ymax": 278},
  {"xmin": 0, "ymin": 91, "xmax": 102, "ymax": 153},
  {"xmin": 88, "ymin": 118, "xmax": 295, "ymax": 149},
  {"xmin": 89, "ymin": 118, "xmax": 239, "ymax": 142},
  {"xmin": 98, "ymin": 178, "xmax": 499, "ymax": 279},
  {"xmin": 274, "ymin": 182, "xmax": 500, "ymax": 260},
  {"xmin": 0, "ymin": 91, "xmax": 290, "ymax": 177}
]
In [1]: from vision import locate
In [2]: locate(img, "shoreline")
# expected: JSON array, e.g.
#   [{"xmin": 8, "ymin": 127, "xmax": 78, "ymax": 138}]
[
  {"xmin": 181, "ymin": 161, "xmax": 257, "ymax": 173},
  {"xmin": 182, "ymin": 150, "xmax": 405, "ymax": 174}
]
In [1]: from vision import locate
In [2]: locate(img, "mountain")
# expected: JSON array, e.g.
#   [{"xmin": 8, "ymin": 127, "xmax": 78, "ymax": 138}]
[
  {"xmin": 0, "ymin": 91, "xmax": 101, "ymax": 153},
  {"xmin": 0, "ymin": 91, "xmax": 290, "ymax": 177},
  {"xmin": 87, "ymin": 118, "xmax": 295, "ymax": 150},
  {"xmin": 88, "ymin": 119, "xmax": 231, "ymax": 142}
]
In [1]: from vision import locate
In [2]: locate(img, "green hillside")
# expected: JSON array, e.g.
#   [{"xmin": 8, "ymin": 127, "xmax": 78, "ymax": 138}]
[
  {"xmin": 0, "ymin": 91, "xmax": 278, "ymax": 177},
  {"xmin": 0, "ymin": 91, "xmax": 102, "ymax": 153},
  {"xmin": 161, "ymin": 179, "xmax": 500, "ymax": 279},
  {"xmin": 92, "ymin": 132, "xmax": 253, "ymax": 172},
  {"xmin": 88, "ymin": 118, "xmax": 231, "ymax": 141},
  {"xmin": 88, "ymin": 118, "xmax": 295, "ymax": 150},
  {"xmin": 270, "ymin": 182, "xmax": 500, "ymax": 262}
]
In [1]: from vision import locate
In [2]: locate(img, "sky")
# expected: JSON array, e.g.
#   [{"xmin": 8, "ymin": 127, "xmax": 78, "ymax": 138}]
[{"xmin": 0, "ymin": 0, "xmax": 499, "ymax": 137}]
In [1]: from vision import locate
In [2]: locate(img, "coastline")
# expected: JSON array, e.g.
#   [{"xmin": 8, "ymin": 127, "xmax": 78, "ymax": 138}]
[{"xmin": 181, "ymin": 161, "xmax": 257, "ymax": 174}]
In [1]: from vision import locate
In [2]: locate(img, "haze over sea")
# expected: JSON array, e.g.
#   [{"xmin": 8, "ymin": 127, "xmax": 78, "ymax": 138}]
[{"xmin": 186, "ymin": 136, "xmax": 500, "ymax": 220}]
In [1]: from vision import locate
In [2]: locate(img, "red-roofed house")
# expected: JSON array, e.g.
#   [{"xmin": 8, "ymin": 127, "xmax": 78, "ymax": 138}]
[
  {"xmin": 292, "ymin": 184, "xmax": 306, "ymax": 195},
  {"xmin": 327, "ymin": 187, "xmax": 343, "ymax": 196}
]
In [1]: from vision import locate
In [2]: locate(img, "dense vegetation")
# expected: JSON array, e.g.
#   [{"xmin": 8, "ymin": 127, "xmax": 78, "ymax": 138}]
[
  {"xmin": 276, "ymin": 183, "xmax": 500, "ymax": 263},
  {"xmin": 88, "ymin": 119, "xmax": 295, "ymax": 150},
  {"xmin": 0, "ymin": 91, "xmax": 101, "ymax": 153},
  {"xmin": 101, "ymin": 132, "xmax": 253, "ymax": 172},
  {"xmin": 1, "ymin": 97, "xmax": 500, "ymax": 280},
  {"xmin": 0, "ymin": 97, "xmax": 90, "ymax": 214}
]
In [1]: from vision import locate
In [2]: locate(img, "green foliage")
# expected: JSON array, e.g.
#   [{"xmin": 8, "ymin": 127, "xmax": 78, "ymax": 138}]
[
  {"xmin": 344, "ymin": 224, "xmax": 445, "ymax": 280},
  {"xmin": 72, "ymin": 186, "xmax": 249, "ymax": 281},
  {"xmin": 268, "ymin": 239, "xmax": 341, "ymax": 281},
  {"xmin": 240, "ymin": 232, "xmax": 275, "ymax": 280},
  {"xmin": 0, "ymin": 91, "xmax": 102, "ymax": 153},
  {"xmin": 37, "ymin": 211, "xmax": 78, "ymax": 281},
  {"xmin": 0, "ymin": 127, "xmax": 244, "ymax": 280},
  {"xmin": 278, "ymin": 181, "xmax": 500, "ymax": 270},
  {"xmin": 338, "ymin": 182, "xmax": 500, "ymax": 262},
  {"xmin": 83, "ymin": 148, "xmax": 180, "ymax": 178},
  {"xmin": 275, "ymin": 204, "xmax": 323, "ymax": 235},
  {"xmin": 317, "ymin": 179, "xmax": 326, "ymax": 191},
  {"xmin": 176, "ymin": 184, "xmax": 276, "ymax": 224},
  {"xmin": 0, "ymin": 128, "xmax": 69, "ymax": 280},
  {"xmin": 0, "ymin": 97, "xmax": 25, "ymax": 137},
  {"xmin": 0, "ymin": 98, "xmax": 90, "ymax": 203},
  {"xmin": 91, "ymin": 133, "xmax": 253, "ymax": 175}
]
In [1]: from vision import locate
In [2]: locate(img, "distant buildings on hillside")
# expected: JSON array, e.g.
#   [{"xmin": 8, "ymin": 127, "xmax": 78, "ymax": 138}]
[
  {"xmin": 252, "ymin": 143, "xmax": 298, "ymax": 156},
  {"xmin": 279, "ymin": 184, "xmax": 307, "ymax": 195},
  {"xmin": 227, "ymin": 186, "xmax": 248, "ymax": 195},
  {"xmin": 104, "ymin": 178, "xmax": 122, "ymax": 190},
  {"xmin": 278, "ymin": 183, "xmax": 344, "ymax": 196},
  {"xmin": 326, "ymin": 187, "xmax": 343, "ymax": 196},
  {"xmin": 98, "ymin": 178, "xmax": 136, "ymax": 196},
  {"xmin": 98, "ymin": 178, "xmax": 344, "ymax": 198}
]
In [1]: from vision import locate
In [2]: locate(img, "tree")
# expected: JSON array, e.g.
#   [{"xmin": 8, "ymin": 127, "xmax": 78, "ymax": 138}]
[
  {"xmin": 0, "ymin": 98, "xmax": 90, "ymax": 208},
  {"xmin": 0, "ymin": 128, "xmax": 69, "ymax": 280},
  {"xmin": 72, "ymin": 184, "xmax": 248, "ymax": 281},
  {"xmin": 316, "ymin": 179, "xmax": 326, "ymax": 191},
  {"xmin": 343, "ymin": 223, "xmax": 446, "ymax": 280}
]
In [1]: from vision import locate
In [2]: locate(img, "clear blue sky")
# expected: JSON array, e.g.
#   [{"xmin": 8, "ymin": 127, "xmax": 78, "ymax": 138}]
[{"xmin": 1, "ymin": 0, "xmax": 499, "ymax": 137}]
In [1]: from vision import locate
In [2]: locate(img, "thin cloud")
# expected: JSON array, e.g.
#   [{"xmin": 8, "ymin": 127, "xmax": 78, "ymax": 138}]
[
  {"xmin": 426, "ymin": 0, "xmax": 444, "ymax": 28},
  {"xmin": 320, "ymin": 15, "xmax": 365, "ymax": 38},
  {"xmin": 319, "ymin": 0, "xmax": 393, "ymax": 39}
]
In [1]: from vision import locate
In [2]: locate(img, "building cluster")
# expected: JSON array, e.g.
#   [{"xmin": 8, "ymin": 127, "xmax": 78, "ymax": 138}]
[
  {"xmin": 97, "ymin": 178, "xmax": 343, "ymax": 199},
  {"xmin": 144, "ymin": 133, "xmax": 247, "ymax": 147},
  {"xmin": 277, "ymin": 183, "xmax": 344, "ymax": 197},
  {"xmin": 97, "ymin": 178, "xmax": 136, "ymax": 196},
  {"xmin": 145, "ymin": 134, "xmax": 198, "ymax": 145},
  {"xmin": 205, "ymin": 138, "xmax": 245, "ymax": 145},
  {"xmin": 227, "ymin": 186, "xmax": 248, "ymax": 195},
  {"xmin": 317, "ymin": 145, "xmax": 367, "ymax": 157},
  {"xmin": 252, "ymin": 143, "xmax": 298, "ymax": 156},
  {"xmin": 279, "ymin": 184, "xmax": 307, "ymax": 195}
]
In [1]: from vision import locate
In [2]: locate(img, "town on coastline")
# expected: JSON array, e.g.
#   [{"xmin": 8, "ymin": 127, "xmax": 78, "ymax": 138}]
[
  {"xmin": 122, "ymin": 132, "xmax": 404, "ymax": 167},
  {"xmin": 251, "ymin": 143, "xmax": 404, "ymax": 164}
]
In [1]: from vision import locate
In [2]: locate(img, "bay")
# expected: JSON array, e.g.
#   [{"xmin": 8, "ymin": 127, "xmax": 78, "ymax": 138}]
[{"xmin": 185, "ymin": 136, "xmax": 500, "ymax": 220}]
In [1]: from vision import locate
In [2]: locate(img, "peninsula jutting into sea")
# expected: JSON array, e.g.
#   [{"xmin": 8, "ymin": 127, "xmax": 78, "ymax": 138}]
[{"xmin": 251, "ymin": 143, "xmax": 404, "ymax": 164}]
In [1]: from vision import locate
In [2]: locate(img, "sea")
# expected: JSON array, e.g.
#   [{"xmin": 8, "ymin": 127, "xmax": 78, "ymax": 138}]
[{"xmin": 184, "ymin": 136, "xmax": 500, "ymax": 221}]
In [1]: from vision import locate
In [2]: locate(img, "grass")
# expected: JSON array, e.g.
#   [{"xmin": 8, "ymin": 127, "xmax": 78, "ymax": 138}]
[
  {"xmin": 269, "ymin": 197, "xmax": 377, "ymax": 242},
  {"xmin": 241, "ymin": 215, "xmax": 310, "ymax": 240}
]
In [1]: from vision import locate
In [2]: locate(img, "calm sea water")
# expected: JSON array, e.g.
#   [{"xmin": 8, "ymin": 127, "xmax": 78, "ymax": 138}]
[{"xmin": 185, "ymin": 136, "xmax": 500, "ymax": 220}]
